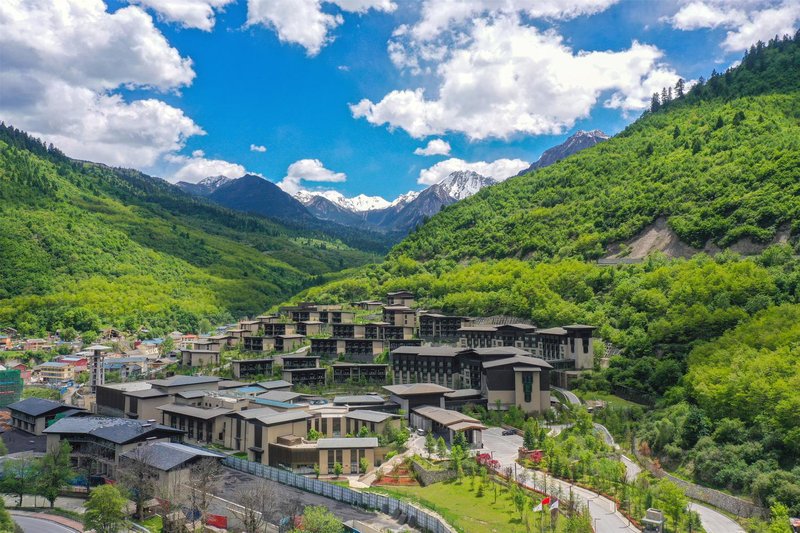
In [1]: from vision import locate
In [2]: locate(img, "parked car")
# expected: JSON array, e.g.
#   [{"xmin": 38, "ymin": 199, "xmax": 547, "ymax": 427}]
[
  {"xmin": 416, "ymin": 428, "xmax": 426, "ymax": 436},
  {"xmin": 502, "ymin": 429, "xmax": 516, "ymax": 436}
]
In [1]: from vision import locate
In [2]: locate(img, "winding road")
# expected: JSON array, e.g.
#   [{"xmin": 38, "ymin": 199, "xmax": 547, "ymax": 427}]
[
  {"xmin": 11, "ymin": 514, "xmax": 81, "ymax": 533},
  {"xmin": 552, "ymin": 387, "xmax": 744, "ymax": 533}
]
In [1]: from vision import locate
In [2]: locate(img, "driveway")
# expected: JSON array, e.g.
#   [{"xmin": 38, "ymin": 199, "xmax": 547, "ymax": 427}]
[
  {"xmin": 690, "ymin": 502, "xmax": 744, "ymax": 533},
  {"xmin": 482, "ymin": 427, "xmax": 640, "ymax": 533},
  {"xmin": 11, "ymin": 512, "xmax": 81, "ymax": 533}
]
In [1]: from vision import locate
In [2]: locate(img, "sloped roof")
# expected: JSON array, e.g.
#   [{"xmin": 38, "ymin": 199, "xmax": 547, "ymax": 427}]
[
  {"xmin": 44, "ymin": 416, "xmax": 182, "ymax": 444},
  {"xmin": 157, "ymin": 404, "xmax": 230, "ymax": 420},
  {"xmin": 383, "ymin": 383, "xmax": 454, "ymax": 396},
  {"xmin": 482, "ymin": 355, "xmax": 552, "ymax": 370},
  {"xmin": 257, "ymin": 411, "xmax": 312, "ymax": 426},
  {"xmin": 256, "ymin": 379, "xmax": 293, "ymax": 390},
  {"xmin": 121, "ymin": 442, "xmax": 223, "ymax": 471},
  {"xmin": 8, "ymin": 398, "xmax": 69, "ymax": 417},
  {"xmin": 412, "ymin": 406, "xmax": 486, "ymax": 431},
  {"xmin": 344, "ymin": 410, "xmax": 397, "ymax": 423},
  {"xmin": 317, "ymin": 437, "xmax": 379, "ymax": 449},
  {"xmin": 149, "ymin": 375, "xmax": 220, "ymax": 388}
]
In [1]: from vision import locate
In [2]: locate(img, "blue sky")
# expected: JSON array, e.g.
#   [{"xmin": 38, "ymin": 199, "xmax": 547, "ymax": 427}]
[{"xmin": 2, "ymin": 0, "xmax": 798, "ymax": 201}]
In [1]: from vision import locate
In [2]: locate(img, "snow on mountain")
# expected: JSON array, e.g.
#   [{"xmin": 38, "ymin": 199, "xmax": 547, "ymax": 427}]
[
  {"xmin": 517, "ymin": 129, "xmax": 609, "ymax": 176},
  {"xmin": 295, "ymin": 190, "xmax": 391, "ymax": 212},
  {"xmin": 390, "ymin": 190, "xmax": 420, "ymax": 207},
  {"xmin": 435, "ymin": 170, "xmax": 496, "ymax": 201}
]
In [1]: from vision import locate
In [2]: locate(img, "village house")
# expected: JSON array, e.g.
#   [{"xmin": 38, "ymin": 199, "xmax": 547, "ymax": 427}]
[
  {"xmin": 7, "ymin": 398, "xmax": 85, "ymax": 435},
  {"xmin": 386, "ymin": 290, "xmax": 415, "ymax": 307},
  {"xmin": 180, "ymin": 348, "xmax": 220, "ymax": 367},
  {"xmin": 382, "ymin": 305, "xmax": 416, "ymax": 328},
  {"xmin": 35, "ymin": 361, "xmax": 73, "ymax": 383}
]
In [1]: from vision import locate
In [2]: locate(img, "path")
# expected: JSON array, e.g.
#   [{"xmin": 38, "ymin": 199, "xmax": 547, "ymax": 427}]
[
  {"xmin": 11, "ymin": 511, "xmax": 82, "ymax": 533},
  {"xmin": 482, "ymin": 428, "xmax": 639, "ymax": 533}
]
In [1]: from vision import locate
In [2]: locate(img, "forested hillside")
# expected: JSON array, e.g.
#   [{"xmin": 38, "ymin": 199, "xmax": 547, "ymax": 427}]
[
  {"xmin": 393, "ymin": 34, "xmax": 800, "ymax": 261},
  {"xmin": 285, "ymin": 35, "xmax": 800, "ymax": 512},
  {"xmin": 0, "ymin": 124, "xmax": 379, "ymax": 337}
]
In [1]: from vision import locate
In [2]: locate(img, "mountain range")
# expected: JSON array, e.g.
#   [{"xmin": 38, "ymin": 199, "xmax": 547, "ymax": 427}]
[{"xmin": 177, "ymin": 129, "xmax": 607, "ymax": 236}]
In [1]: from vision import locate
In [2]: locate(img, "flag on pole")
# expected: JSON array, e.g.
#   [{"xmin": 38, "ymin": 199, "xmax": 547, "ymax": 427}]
[
  {"xmin": 541, "ymin": 497, "xmax": 551, "ymax": 506},
  {"xmin": 550, "ymin": 499, "xmax": 559, "ymax": 511},
  {"xmin": 533, "ymin": 502, "xmax": 543, "ymax": 512}
]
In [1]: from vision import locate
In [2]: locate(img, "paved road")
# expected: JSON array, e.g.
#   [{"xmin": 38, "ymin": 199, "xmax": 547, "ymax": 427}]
[
  {"xmin": 552, "ymin": 387, "xmax": 581, "ymax": 405},
  {"xmin": 482, "ymin": 428, "xmax": 639, "ymax": 533},
  {"xmin": 690, "ymin": 502, "xmax": 745, "ymax": 533},
  {"xmin": 12, "ymin": 515, "xmax": 80, "ymax": 533}
]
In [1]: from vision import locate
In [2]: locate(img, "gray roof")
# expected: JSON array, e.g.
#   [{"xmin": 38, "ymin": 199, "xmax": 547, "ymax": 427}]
[
  {"xmin": 470, "ymin": 347, "xmax": 532, "ymax": 356},
  {"xmin": 228, "ymin": 407, "xmax": 278, "ymax": 420},
  {"xmin": 412, "ymin": 406, "xmax": 486, "ymax": 430},
  {"xmin": 344, "ymin": 410, "xmax": 397, "ymax": 423},
  {"xmin": 157, "ymin": 404, "xmax": 231, "ymax": 420},
  {"xmin": 482, "ymin": 355, "xmax": 553, "ymax": 369},
  {"xmin": 121, "ymin": 442, "xmax": 223, "ymax": 471},
  {"xmin": 536, "ymin": 327, "xmax": 568, "ymax": 335},
  {"xmin": 44, "ymin": 416, "xmax": 182, "ymax": 444},
  {"xmin": 391, "ymin": 346, "xmax": 459, "ymax": 357},
  {"xmin": 218, "ymin": 380, "xmax": 251, "ymax": 389},
  {"xmin": 149, "ymin": 375, "xmax": 220, "ymax": 388},
  {"xmin": 257, "ymin": 390, "xmax": 304, "ymax": 402},
  {"xmin": 8, "ymin": 398, "xmax": 69, "ymax": 417},
  {"xmin": 383, "ymin": 383, "xmax": 454, "ymax": 395},
  {"xmin": 317, "ymin": 437, "xmax": 379, "ymax": 449},
  {"xmin": 177, "ymin": 390, "xmax": 207, "ymax": 399},
  {"xmin": 257, "ymin": 380, "xmax": 293, "ymax": 390},
  {"xmin": 443, "ymin": 388, "xmax": 482, "ymax": 399},
  {"xmin": 333, "ymin": 395, "xmax": 385, "ymax": 405},
  {"xmin": 257, "ymin": 411, "xmax": 312, "ymax": 426},
  {"xmin": 123, "ymin": 388, "xmax": 169, "ymax": 399}
]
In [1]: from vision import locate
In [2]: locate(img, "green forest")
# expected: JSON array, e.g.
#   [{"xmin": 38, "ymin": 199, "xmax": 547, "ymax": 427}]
[
  {"xmin": 284, "ymin": 34, "xmax": 800, "ymax": 513},
  {"xmin": 0, "ymin": 124, "xmax": 381, "ymax": 337}
]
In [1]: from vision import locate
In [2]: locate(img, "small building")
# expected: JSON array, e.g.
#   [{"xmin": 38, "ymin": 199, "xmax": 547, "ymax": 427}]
[
  {"xmin": 257, "ymin": 379, "xmax": 293, "ymax": 392},
  {"xmin": 180, "ymin": 349, "xmax": 220, "ymax": 367},
  {"xmin": 331, "ymin": 363, "xmax": 388, "ymax": 384},
  {"xmin": 7, "ymin": 398, "xmax": 84, "ymax": 435},
  {"xmin": 157, "ymin": 403, "xmax": 232, "ymax": 445},
  {"xmin": 280, "ymin": 354, "xmax": 320, "ymax": 370},
  {"xmin": 295, "ymin": 321, "xmax": 323, "ymax": 336},
  {"xmin": 24, "ymin": 338, "xmax": 49, "ymax": 351},
  {"xmin": 382, "ymin": 306, "xmax": 416, "ymax": 328},
  {"xmin": 317, "ymin": 437, "xmax": 381, "ymax": 475},
  {"xmin": 248, "ymin": 410, "xmax": 314, "ymax": 465},
  {"xmin": 410, "ymin": 406, "xmax": 486, "ymax": 447},
  {"xmin": 642, "ymin": 508, "xmax": 666, "ymax": 533},
  {"xmin": 35, "ymin": 361, "xmax": 74, "ymax": 382},
  {"xmin": 419, "ymin": 313, "xmax": 470, "ymax": 342},
  {"xmin": 343, "ymin": 410, "xmax": 401, "ymax": 436},
  {"xmin": 122, "ymin": 387, "xmax": 172, "ymax": 421},
  {"xmin": 282, "ymin": 367, "xmax": 327, "ymax": 387},
  {"xmin": 55, "ymin": 355, "xmax": 88, "ymax": 372},
  {"xmin": 119, "ymin": 441, "xmax": 224, "ymax": 486},
  {"xmin": 353, "ymin": 300, "xmax": 384, "ymax": 311},
  {"xmin": 231, "ymin": 357, "xmax": 274, "ymax": 379},
  {"xmin": 383, "ymin": 383, "xmax": 454, "ymax": 415},
  {"xmin": 386, "ymin": 291, "xmax": 415, "ymax": 307}
]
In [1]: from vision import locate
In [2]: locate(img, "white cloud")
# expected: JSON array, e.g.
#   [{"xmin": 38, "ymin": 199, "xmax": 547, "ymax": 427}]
[
  {"xmin": 130, "ymin": 0, "xmax": 235, "ymax": 31},
  {"xmin": 414, "ymin": 138, "xmax": 451, "ymax": 156},
  {"xmin": 410, "ymin": 0, "xmax": 620, "ymax": 42},
  {"xmin": 277, "ymin": 159, "xmax": 347, "ymax": 194},
  {"xmin": 168, "ymin": 153, "xmax": 246, "ymax": 183},
  {"xmin": 250, "ymin": 144, "xmax": 267, "ymax": 152},
  {"xmin": 354, "ymin": 15, "xmax": 681, "ymax": 140},
  {"xmin": 0, "ymin": 0, "xmax": 203, "ymax": 168},
  {"xmin": 418, "ymin": 157, "xmax": 529, "ymax": 185},
  {"xmin": 246, "ymin": 0, "xmax": 395, "ymax": 56},
  {"xmin": 668, "ymin": 1, "xmax": 800, "ymax": 52}
]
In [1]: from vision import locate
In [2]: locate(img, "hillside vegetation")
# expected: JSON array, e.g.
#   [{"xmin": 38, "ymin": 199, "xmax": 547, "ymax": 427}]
[
  {"xmin": 394, "ymin": 35, "xmax": 800, "ymax": 261},
  {"xmin": 286, "ymin": 35, "xmax": 800, "ymax": 512},
  {"xmin": 0, "ymin": 125, "xmax": 378, "ymax": 337}
]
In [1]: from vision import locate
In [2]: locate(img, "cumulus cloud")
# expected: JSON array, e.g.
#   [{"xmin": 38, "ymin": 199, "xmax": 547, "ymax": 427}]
[
  {"xmin": 668, "ymin": 1, "xmax": 800, "ymax": 52},
  {"xmin": 167, "ymin": 153, "xmax": 246, "ymax": 183},
  {"xmin": 130, "ymin": 0, "xmax": 235, "ymax": 31},
  {"xmin": 250, "ymin": 144, "xmax": 267, "ymax": 152},
  {"xmin": 246, "ymin": 0, "xmax": 396, "ymax": 56},
  {"xmin": 418, "ymin": 157, "xmax": 529, "ymax": 185},
  {"xmin": 277, "ymin": 159, "xmax": 347, "ymax": 194},
  {"xmin": 414, "ymin": 138, "xmax": 451, "ymax": 156},
  {"xmin": 0, "ymin": 0, "xmax": 203, "ymax": 168},
  {"xmin": 354, "ymin": 15, "xmax": 680, "ymax": 140}
]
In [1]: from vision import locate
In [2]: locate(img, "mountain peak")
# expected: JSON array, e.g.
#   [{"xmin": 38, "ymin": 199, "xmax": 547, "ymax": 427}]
[
  {"xmin": 435, "ymin": 170, "xmax": 496, "ymax": 201},
  {"xmin": 517, "ymin": 129, "xmax": 609, "ymax": 176}
]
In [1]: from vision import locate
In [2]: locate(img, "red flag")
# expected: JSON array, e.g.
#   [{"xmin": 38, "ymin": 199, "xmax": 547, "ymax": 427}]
[{"xmin": 541, "ymin": 497, "xmax": 551, "ymax": 505}]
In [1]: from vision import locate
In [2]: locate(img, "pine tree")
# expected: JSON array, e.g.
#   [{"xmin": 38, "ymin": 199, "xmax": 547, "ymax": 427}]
[
  {"xmin": 675, "ymin": 78, "xmax": 685, "ymax": 98},
  {"xmin": 650, "ymin": 93, "xmax": 661, "ymax": 113}
]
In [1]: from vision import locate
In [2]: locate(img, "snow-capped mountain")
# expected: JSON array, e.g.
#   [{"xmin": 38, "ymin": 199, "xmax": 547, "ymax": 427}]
[
  {"xmin": 516, "ymin": 129, "xmax": 609, "ymax": 176},
  {"xmin": 389, "ymin": 190, "xmax": 420, "ymax": 207},
  {"xmin": 176, "ymin": 175, "xmax": 233, "ymax": 196},
  {"xmin": 296, "ymin": 190, "xmax": 390, "ymax": 212},
  {"xmin": 434, "ymin": 170, "xmax": 496, "ymax": 201}
]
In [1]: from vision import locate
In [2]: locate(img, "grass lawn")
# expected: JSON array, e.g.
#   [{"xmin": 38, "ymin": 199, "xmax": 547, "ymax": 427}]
[
  {"xmin": 137, "ymin": 515, "xmax": 162, "ymax": 532},
  {"xmin": 574, "ymin": 391, "xmax": 643, "ymax": 409},
  {"xmin": 374, "ymin": 476, "xmax": 542, "ymax": 533}
]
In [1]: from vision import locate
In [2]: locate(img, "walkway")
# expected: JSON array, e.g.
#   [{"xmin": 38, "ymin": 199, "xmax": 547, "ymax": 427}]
[{"xmin": 10, "ymin": 511, "xmax": 83, "ymax": 533}]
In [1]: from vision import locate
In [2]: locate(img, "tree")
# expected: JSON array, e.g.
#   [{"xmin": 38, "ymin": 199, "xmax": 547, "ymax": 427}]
[
  {"xmin": 524, "ymin": 426, "xmax": 536, "ymax": 450},
  {"xmin": 197, "ymin": 318, "xmax": 212, "ymax": 335},
  {"xmin": 188, "ymin": 458, "xmax": 221, "ymax": 529},
  {"xmin": 0, "ymin": 499, "xmax": 14, "ymax": 533},
  {"xmin": 453, "ymin": 430, "xmax": 467, "ymax": 450},
  {"xmin": 357, "ymin": 425, "xmax": 370, "ymax": 438},
  {"xmin": 36, "ymin": 440, "xmax": 75, "ymax": 508},
  {"xmin": 85, "ymin": 484, "xmax": 127, "ymax": 533},
  {"xmin": 650, "ymin": 93, "xmax": 661, "ymax": 112},
  {"xmin": 333, "ymin": 462, "xmax": 343, "ymax": 478},
  {"xmin": 359, "ymin": 457, "xmax": 369, "ymax": 474},
  {"xmin": 425, "ymin": 432, "xmax": 435, "ymax": 457},
  {"xmin": 436, "ymin": 436, "xmax": 447, "ymax": 459},
  {"xmin": 0, "ymin": 457, "xmax": 36, "ymax": 507},
  {"xmin": 159, "ymin": 336, "xmax": 175, "ymax": 356},
  {"xmin": 117, "ymin": 446, "xmax": 157, "ymax": 519},
  {"xmin": 230, "ymin": 483, "xmax": 276, "ymax": 533},
  {"xmin": 0, "ymin": 438, "xmax": 7, "ymax": 457},
  {"xmin": 298, "ymin": 505, "xmax": 344, "ymax": 533},
  {"xmin": 768, "ymin": 502, "xmax": 792, "ymax": 533},
  {"xmin": 655, "ymin": 480, "xmax": 687, "ymax": 533},
  {"xmin": 675, "ymin": 78, "xmax": 686, "ymax": 98}
]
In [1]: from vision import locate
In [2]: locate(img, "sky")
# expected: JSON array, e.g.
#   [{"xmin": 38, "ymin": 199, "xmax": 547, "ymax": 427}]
[{"xmin": 1, "ymin": 0, "xmax": 798, "ymax": 202}]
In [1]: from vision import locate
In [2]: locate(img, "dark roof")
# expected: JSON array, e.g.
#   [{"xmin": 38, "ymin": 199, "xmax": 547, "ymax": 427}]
[
  {"xmin": 536, "ymin": 327, "xmax": 568, "ymax": 335},
  {"xmin": 391, "ymin": 346, "xmax": 459, "ymax": 357},
  {"xmin": 44, "ymin": 417, "xmax": 183, "ymax": 444},
  {"xmin": 157, "ymin": 404, "xmax": 231, "ymax": 420},
  {"xmin": 387, "ymin": 291, "xmax": 414, "ymax": 296},
  {"xmin": 121, "ymin": 442, "xmax": 223, "ymax": 471},
  {"xmin": 482, "ymin": 355, "xmax": 553, "ymax": 369},
  {"xmin": 123, "ymin": 388, "xmax": 170, "ymax": 399},
  {"xmin": 149, "ymin": 375, "xmax": 220, "ymax": 388},
  {"xmin": 7, "ymin": 398, "xmax": 71, "ymax": 417}
]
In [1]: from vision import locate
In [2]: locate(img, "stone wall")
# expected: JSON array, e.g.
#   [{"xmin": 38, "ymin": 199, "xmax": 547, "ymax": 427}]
[
  {"xmin": 634, "ymin": 445, "xmax": 767, "ymax": 518},
  {"xmin": 411, "ymin": 459, "xmax": 456, "ymax": 487}
]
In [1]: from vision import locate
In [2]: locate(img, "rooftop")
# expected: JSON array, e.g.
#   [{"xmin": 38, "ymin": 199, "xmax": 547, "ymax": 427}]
[
  {"xmin": 383, "ymin": 383, "xmax": 454, "ymax": 396},
  {"xmin": 413, "ymin": 406, "xmax": 487, "ymax": 430},
  {"xmin": 7, "ymin": 398, "xmax": 72, "ymax": 417},
  {"xmin": 317, "ymin": 437, "xmax": 379, "ymax": 449},
  {"xmin": 332, "ymin": 395, "xmax": 385, "ymax": 405},
  {"xmin": 257, "ymin": 390, "xmax": 304, "ymax": 402},
  {"xmin": 123, "ymin": 388, "xmax": 169, "ymax": 399},
  {"xmin": 482, "ymin": 355, "xmax": 553, "ymax": 369},
  {"xmin": 44, "ymin": 416, "xmax": 182, "ymax": 444},
  {"xmin": 121, "ymin": 442, "xmax": 223, "ymax": 471},
  {"xmin": 344, "ymin": 410, "xmax": 397, "ymax": 423},
  {"xmin": 443, "ymin": 388, "xmax": 483, "ymax": 399},
  {"xmin": 257, "ymin": 411, "xmax": 313, "ymax": 426},
  {"xmin": 157, "ymin": 404, "xmax": 231, "ymax": 420},
  {"xmin": 256, "ymin": 379, "xmax": 293, "ymax": 390},
  {"xmin": 149, "ymin": 375, "xmax": 220, "ymax": 388}
]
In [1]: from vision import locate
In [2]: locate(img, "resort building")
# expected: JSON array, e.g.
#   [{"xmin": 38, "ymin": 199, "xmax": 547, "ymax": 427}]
[{"xmin": 7, "ymin": 398, "xmax": 84, "ymax": 435}]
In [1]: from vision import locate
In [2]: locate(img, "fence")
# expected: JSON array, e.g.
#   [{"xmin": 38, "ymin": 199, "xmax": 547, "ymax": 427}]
[{"xmin": 222, "ymin": 457, "xmax": 457, "ymax": 533}]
